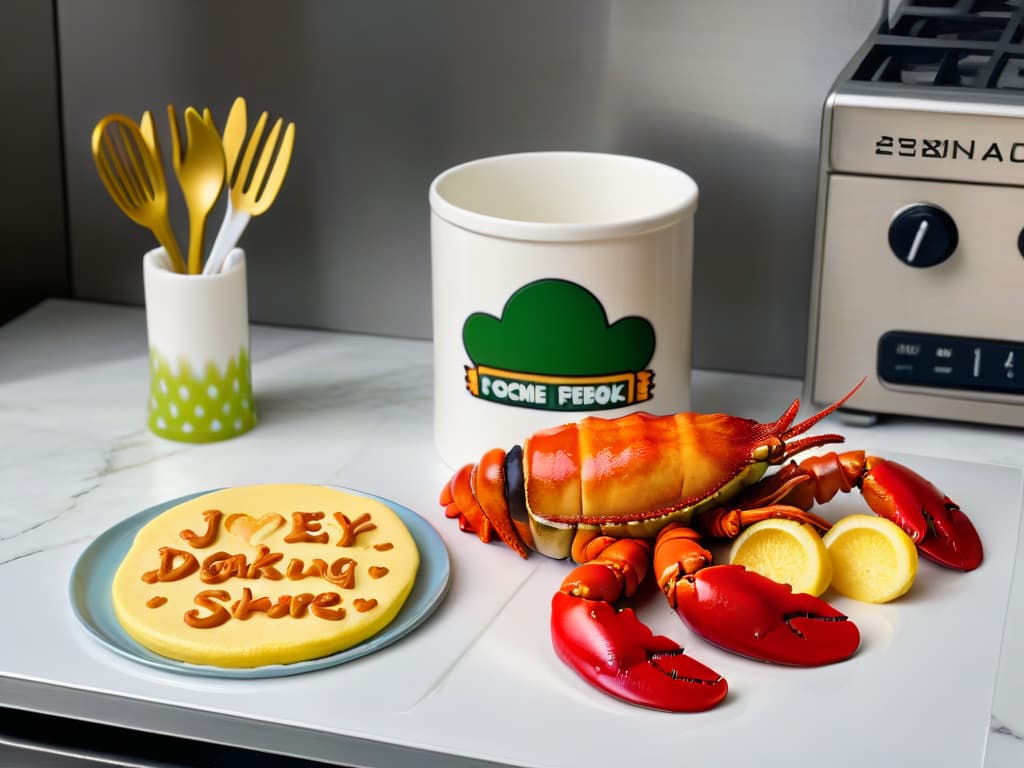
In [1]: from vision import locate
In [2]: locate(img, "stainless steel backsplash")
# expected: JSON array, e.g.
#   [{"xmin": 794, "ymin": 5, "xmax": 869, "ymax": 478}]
[{"xmin": 55, "ymin": 0, "xmax": 879, "ymax": 377}]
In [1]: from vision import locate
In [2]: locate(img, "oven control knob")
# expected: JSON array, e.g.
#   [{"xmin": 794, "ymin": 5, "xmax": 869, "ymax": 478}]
[{"xmin": 888, "ymin": 204, "xmax": 958, "ymax": 268}]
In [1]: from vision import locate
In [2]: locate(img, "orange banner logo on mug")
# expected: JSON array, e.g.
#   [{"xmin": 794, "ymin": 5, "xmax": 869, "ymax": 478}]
[{"xmin": 461, "ymin": 279, "xmax": 655, "ymax": 412}]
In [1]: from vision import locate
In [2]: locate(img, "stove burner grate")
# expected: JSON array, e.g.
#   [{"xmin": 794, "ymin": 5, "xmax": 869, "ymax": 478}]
[{"xmin": 851, "ymin": 0, "xmax": 1024, "ymax": 89}]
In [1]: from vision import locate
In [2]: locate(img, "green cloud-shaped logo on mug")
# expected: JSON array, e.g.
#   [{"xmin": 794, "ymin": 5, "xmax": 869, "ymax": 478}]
[{"xmin": 462, "ymin": 279, "xmax": 656, "ymax": 411}]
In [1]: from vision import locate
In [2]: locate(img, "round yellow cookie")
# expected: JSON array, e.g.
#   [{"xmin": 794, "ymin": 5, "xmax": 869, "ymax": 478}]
[{"xmin": 112, "ymin": 484, "xmax": 419, "ymax": 667}]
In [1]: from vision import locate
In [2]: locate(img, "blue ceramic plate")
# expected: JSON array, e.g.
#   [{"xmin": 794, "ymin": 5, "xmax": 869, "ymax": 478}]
[{"xmin": 69, "ymin": 487, "xmax": 451, "ymax": 678}]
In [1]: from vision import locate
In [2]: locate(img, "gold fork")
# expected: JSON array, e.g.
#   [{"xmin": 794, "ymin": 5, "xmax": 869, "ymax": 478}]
[
  {"xmin": 167, "ymin": 105, "xmax": 226, "ymax": 274},
  {"xmin": 91, "ymin": 114, "xmax": 186, "ymax": 273},
  {"xmin": 204, "ymin": 97, "xmax": 296, "ymax": 274}
]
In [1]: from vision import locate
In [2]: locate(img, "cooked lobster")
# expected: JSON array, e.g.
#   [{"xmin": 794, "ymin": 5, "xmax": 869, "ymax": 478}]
[{"xmin": 440, "ymin": 384, "xmax": 983, "ymax": 712}]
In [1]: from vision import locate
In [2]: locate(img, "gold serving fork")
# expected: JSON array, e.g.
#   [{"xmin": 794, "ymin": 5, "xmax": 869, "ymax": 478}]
[
  {"xmin": 204, "ymin": 96, "xmax": 295, "ymax": 274},
  {"xmin": 91, "ymin": 113, "xmax": 186, "ymax": 273}
]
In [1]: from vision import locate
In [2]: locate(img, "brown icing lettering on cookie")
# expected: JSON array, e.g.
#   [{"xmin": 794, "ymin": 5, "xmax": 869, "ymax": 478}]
[
  {"xmin": 289, "ymin": 592, "xmax": 316, "ymax": 618},
  {"xmin": 286, "ymin": 557, "xmax": 356, "ymax": 589},
  {"xmin": 327, "ymin": 558, "xmax": 356, "ymax": 589},
  {"xmin": 231, "ymin": 587, "xmax": 273, "ymax": 620},
  {"xmin": 143, "ymin": 547, "xmax": 199, "ymax": 583},
  {"xmin": 284, "ymin": 511, "xmax": 330, "ymax": 544},
  {"xmin": 310, "ymin": 592, "xmax": 345, "ymax": 621},
  {"xmin": 265, "ymin": 595, "xmax": 294, "ymax": 619},
  {"xmin": 180, "ymin": 509, "xmax": 222, "ymax": 549},
  {"xmin": 333, "ymin": 512, "xmax": 377, "ymax": 546},
  {"xmin": 200, "ymin": 551, "xmax": 248, "ymax": 584},
  {"xmin": 246, "ymin": 546, "xmax": 284, "ymax": 580},
  {"xmin": 198, "ymin": 547, "xmax": 286, "ymax": 583},
  {"xmin": 184, "ymin": 590, "xmax": 231, "ymax": 628},
  {"xmin": 112, "ymin": 484, "xmax": 420, "ymax": 667},
  {"xmin": 286, "ymin": 557, "xmax": 323, "ymax": 581}
]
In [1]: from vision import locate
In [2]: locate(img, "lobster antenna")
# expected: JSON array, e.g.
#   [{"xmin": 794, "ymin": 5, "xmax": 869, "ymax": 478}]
[
  {"xmin": 758, "ymin": 397, "xmax": 802, "ymax": 437},
  {"xmin": 780, "ymin": 378, "xmax": 866, "ymax": 442}
]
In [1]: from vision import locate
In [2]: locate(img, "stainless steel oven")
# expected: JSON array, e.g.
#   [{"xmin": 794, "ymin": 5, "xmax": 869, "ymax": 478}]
[{"xmin": 806, "ymin": 0, "xmax": 1024, "ymax": 427}]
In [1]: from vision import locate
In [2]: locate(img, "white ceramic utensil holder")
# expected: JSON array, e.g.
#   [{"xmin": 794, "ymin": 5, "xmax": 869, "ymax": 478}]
[
  {"xmin": 430, "ymin": 152, "xmax": 699, "ymax": 469},
  {"xmin": 142, "ymin": 247, "xmax": 255, "ymax": 442}
]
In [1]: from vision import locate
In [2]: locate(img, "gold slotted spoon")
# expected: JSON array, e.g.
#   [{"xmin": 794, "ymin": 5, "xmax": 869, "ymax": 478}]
[
  {"xmin": 204, "ymin": 96, "xmax": 296, "ymax": 275},
  {"xmin": 168, "ymin": 105, "xmax": 226, "ymax": 274},
  {"xmin": 91, "ymin": 114, "xmax": 186, "ymax": 273}
]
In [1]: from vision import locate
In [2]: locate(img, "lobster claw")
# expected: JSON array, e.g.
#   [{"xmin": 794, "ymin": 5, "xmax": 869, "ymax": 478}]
[
  {"xmin": 672, "ymin": 564, "xmax": 860, "ymax": 666},
  {"xmin": 551, "ymin": 592, "xmax": 727, "ymax": 712},
  {"xmin": 861, "ymin": 458, "xmax": 984, "ymax": 571}
]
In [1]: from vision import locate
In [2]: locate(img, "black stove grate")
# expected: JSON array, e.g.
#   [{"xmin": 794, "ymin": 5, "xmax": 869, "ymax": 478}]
[{"xmin": 851, "ymin": 0, "xmax": 1024, "ymax": 89}]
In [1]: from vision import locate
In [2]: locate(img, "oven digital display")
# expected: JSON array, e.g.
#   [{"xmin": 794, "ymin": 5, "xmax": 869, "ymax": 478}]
[{"xmin": 878, "ymin": 331, "xmax": 1022, "ymax": 395}]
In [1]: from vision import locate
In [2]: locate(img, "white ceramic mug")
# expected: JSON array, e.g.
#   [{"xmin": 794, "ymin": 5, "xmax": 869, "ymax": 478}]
[
  {"xmin": 429, "ymin": 151, "xmax": 699, "ymax": 469},
  {"xmin": 142, "ymin": 247, "xmax": 255, "ymax": 442}
]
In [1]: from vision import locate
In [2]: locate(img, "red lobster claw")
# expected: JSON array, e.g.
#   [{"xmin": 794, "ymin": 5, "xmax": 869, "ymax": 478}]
[
  {"xmin": 671, "ymin": 565, "xmax": 860, "ymax": 666},
  {"xmin": 551, "ymin": 592, "xmax": 727, "ymax": 712},
  {"xmin": 861, "ymin": 458, "xmax": 984, "ymax": 571}
]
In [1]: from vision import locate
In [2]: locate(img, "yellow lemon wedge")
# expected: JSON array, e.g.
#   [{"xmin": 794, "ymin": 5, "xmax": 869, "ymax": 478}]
[
  {"xmin": 728, "ymin": 518, "xmax": 833, "ymax": 596},
  {"xmin": 822, "ymin": 514, "xmax": 918, "ymax": 603}
]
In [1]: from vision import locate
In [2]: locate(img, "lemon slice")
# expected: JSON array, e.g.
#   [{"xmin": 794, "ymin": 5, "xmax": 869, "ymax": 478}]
[
  {"xmin": 728, "ymin": 519, "xmax": 833, "ymax": 596},
  {"xmin": 823, "ymin": 514, "xmax": 918, "ymax": 603}
]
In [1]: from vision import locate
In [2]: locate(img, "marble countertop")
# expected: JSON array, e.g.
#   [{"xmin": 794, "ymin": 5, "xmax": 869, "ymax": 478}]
[{"xmin": 1, "ymin": 300, "xmax": 1022, "ymax": 767}]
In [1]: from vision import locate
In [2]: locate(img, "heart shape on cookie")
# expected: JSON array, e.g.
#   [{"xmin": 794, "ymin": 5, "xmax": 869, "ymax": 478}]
[{"xmin": 226, "ymin": 513, "xmax": 286, "ymax": 545}]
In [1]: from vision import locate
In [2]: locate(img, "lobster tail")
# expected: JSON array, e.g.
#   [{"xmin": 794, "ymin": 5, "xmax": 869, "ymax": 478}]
[
  {"xmin": 440, "ymin": 463, "xmax": 494, "ymax": 542},
  {"xmin": 440, "ymin": 448, "xmax": 529, "ymax": 558}
]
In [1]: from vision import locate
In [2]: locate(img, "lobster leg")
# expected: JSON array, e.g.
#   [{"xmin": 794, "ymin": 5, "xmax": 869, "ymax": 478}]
[
  {"xmin": 754, "ymin": 451, "xmax": 984, "ymax": 571},
  {"xmin": 654, "ymin": 524, "xmax": 860, "ymax": 666},
  {"xmin": 695, "ymin": 504, "xmax": 833, "ymax": 539},
  {"xmin": 551, "ymin": 538, "xmax": 727, "ymax": 712}
]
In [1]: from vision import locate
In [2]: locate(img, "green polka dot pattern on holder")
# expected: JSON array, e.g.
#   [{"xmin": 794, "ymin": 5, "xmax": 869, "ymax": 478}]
[{"xmin": 147, "ymin": 347, "xmax": 256, "ymax": 442}]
